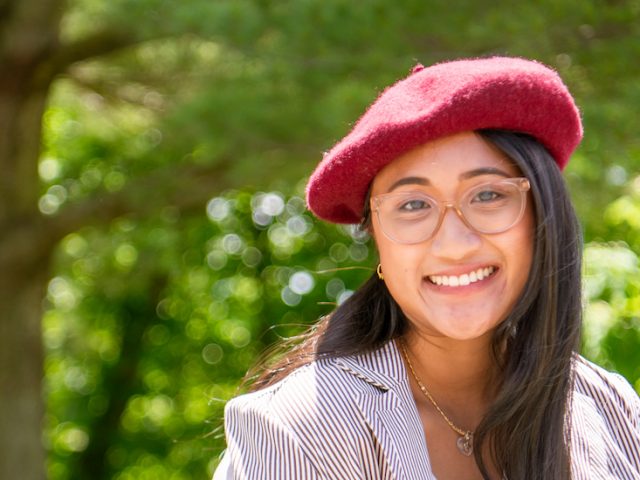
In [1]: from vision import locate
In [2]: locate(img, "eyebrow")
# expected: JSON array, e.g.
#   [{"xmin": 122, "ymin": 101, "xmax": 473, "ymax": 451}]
[
  {"xmin": 459, "ymin": 167, "xmax": 511, "ymax": 180},
  {"xmin": 387, "ymin": 167, "xmax": 512, "ymax": 192}
]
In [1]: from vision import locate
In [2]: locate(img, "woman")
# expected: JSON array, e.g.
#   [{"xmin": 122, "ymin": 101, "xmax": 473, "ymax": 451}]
[{"xmin": 213, "ymin": 57, "xmax": 640, "ymax": 479}]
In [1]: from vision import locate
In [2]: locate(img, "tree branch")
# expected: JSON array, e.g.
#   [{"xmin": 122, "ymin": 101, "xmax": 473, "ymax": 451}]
[
  {"xmin": 0, "ymin": 159, "xmax": 232, "ymax": 270},
  {"xmin": 50, "ymin": 29, "xmax": 142, "ymax": 74},
  {"xmin": 52, "ymin": 159, "xmax": 232, "ymax": 236}
]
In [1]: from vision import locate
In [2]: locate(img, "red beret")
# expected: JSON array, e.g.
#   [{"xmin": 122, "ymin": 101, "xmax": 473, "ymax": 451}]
[{"xmin": 306, "ymin": 56, "xmax": 583, "ymax": 224}]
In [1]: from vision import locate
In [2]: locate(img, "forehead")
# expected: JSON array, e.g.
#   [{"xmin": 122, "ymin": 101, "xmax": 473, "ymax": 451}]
[{"xmin": 371, "ymin": 131, "xmax": 519, "ymax": 194}]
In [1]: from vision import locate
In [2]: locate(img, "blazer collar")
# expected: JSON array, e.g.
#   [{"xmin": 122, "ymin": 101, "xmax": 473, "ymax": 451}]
[
  {"xmin": 334, "ymin": 340, "xmax": 435, "ymax": 479},
  {"xmin": 334, "ymin": 340, "xmax": 407, "ymax": 392}
]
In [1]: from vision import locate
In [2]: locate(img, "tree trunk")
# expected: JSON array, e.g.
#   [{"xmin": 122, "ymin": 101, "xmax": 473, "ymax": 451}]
[
  {"xmin": 0, "ymin": 257, "xmax": 50, "ymax": 479},
  {"xmin": 0, "ymin": 1, "xmax": 63, "ymax": 477}
]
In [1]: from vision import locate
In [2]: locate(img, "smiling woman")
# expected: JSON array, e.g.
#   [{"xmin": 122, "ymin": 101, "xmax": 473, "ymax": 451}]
[{"xmin": 213, "ymin": 58, "xmax": 640, "ymax": 480}]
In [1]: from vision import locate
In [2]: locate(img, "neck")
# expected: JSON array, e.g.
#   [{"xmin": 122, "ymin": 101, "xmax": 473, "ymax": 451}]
[{"xmin": 399, "ymin": 332, "xmax": 500, "ymax": 424}]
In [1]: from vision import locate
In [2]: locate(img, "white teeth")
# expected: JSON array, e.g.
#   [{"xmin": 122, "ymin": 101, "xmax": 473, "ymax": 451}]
[{"xmin": 428, "ymin": 266, "xmax": 495, "ymax": 287}]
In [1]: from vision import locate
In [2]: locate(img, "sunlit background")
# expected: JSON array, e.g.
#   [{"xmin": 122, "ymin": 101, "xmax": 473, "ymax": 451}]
[{"xmin": 1, "ymin": 0, "xmax": 639, "ymax": 478}]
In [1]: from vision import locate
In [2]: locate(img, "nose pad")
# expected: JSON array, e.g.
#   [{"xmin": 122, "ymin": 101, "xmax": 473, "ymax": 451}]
[{"xmin": 429, "ymin": 207, "xmax": 481, "ymax": 258}]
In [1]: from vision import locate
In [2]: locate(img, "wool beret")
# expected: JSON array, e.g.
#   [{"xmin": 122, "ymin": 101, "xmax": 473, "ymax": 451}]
[{"xmin": 306, "ymin": 56, "xmax": 583, "ymax": 224}]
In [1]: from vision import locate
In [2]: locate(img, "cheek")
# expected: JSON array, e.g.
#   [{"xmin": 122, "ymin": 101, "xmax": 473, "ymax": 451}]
[{"xmin": 372, "ymin": 223, "xmax": 421, "ymax": 276}]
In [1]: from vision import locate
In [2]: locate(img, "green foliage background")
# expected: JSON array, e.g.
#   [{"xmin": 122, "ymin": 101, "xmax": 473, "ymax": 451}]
[{"xmin": 40, "ymin": 1, "xmax": 640, "ymax": 478}]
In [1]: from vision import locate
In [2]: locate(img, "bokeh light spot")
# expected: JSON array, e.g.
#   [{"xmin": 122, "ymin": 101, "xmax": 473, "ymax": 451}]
[
  {"xmin": 337, "ymin": 290, "xmax": 354, "ymax": 305},
  {"xmin": 115, "ymin": 244, "xmax": 138, "ymax": 268},
  {"xmin": 222, "ymin": 234, "xmax": 243, "ymax": 255},
  {"xmin": 39, "ymin": 157, "xmax": 61, "ymax": 181},
  {"xmin": 207, "ymin": 250, "xmax": 228, "ymax": 270},
  {"xmin": 206, "ymin": 198, "xmax": 230, "ymax": 222},
  {"xmin": 326, "ymin": 278, "xmax": 345, "ymax": 299},
  {"xmin": 329, "ymin": 242, "xmax": 349, "ymax": 262},
  {"xmin": 230, "ymin": 326, "xmax": 251, "ymax": 348},
  {"xmin": 281, "ymin": 286, "xmax": 301, "ymax": 306},
  {"xmin": 289, "ymin": 271, "xmax": 314, "ymax": 295},
  {"xmin": 241, "ymin": 247, "xmax": 262, "ymax": 268},
  {"xmin": 202, "ymin": 343, "xmax": 223, "ymax": 365}
]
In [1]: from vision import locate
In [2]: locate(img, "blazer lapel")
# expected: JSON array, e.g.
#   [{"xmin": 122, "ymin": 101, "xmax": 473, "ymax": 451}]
[{"xmin": 335, "ymin": 341, "xmax": 435, "ymax": 480}]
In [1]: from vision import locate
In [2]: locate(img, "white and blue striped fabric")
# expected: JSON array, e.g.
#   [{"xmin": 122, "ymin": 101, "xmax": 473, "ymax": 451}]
[{"xmin": 213, "ymin": 340, "xmax": 640, "ymax": 479}]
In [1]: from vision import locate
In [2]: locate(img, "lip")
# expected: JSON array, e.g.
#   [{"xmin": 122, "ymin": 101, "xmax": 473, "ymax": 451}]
[{"xmin": 423, "ymin": 265, "xmax": 500, "ymax": 294}]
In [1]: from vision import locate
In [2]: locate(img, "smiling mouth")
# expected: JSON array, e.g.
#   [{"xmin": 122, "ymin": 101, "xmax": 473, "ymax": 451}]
[{"xmin": 427, "ymin": 266, "xmax": 497, "ymax": 287}]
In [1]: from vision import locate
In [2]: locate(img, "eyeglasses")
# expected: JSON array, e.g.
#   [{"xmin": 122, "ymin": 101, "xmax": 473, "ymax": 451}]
[{"xmin": 371, "ymin": 177, "xmax": 531, "ymax": 244}]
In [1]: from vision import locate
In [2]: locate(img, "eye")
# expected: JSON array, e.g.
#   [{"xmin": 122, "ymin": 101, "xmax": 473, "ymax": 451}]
[
  {"xmin": 398, "ymin": 198, "xmax": 431, "ymax": 212},
  {"xmin": 471, "ymin": 189, "xmax": 504, "ymax": 203}
]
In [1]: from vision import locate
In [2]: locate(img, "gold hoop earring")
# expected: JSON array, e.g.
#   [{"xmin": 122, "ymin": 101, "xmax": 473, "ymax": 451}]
[{"xmin": 376, "ymin": 264, "xmax": 384, "ymax": 280}]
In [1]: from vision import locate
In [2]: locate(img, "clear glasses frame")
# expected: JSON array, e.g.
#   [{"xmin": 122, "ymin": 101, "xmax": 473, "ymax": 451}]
[{"xmin": 371, "ymin": 177, "xmax": 531, "ymax": 244}]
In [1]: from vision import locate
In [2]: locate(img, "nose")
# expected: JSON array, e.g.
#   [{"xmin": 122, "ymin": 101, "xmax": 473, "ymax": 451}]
[{"xmin": 429, "ymin": 205, "xmax": 482, "ymax": 260}]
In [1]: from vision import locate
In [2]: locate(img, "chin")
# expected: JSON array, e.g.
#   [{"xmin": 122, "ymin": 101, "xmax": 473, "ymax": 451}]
[
  {"xmin": 431, "ymin": 310, "xmax": 502, "ymax": 337},
  {"xmin": 411, "ymin": 319, "xmax": 496, "ymax": 342}
]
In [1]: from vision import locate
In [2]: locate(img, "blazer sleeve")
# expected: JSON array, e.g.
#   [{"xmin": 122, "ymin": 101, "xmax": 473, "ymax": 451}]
[{"xmin": 212, "ymin": 393, "xmax": 322, "ymax": 480}]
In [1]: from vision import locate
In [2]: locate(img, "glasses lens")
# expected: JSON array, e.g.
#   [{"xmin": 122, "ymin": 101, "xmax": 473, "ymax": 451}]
[
  {"xmin": 375, "ymin": 192, "xmax": 439, "ymax": 243},
  {"xmin": 460, "ymin": 181, "xmax": 525, "ymax": 234}
]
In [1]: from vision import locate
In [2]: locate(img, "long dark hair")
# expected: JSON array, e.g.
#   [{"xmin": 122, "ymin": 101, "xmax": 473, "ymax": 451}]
[{"xmin": 248, "ymin": 130, "xmax": 583, "ymax": 480}]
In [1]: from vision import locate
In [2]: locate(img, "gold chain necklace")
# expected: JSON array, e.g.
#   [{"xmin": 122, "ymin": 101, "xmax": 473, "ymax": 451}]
[{"xmin": 399, "ymin": 339, "xmax": 474, "ymax": 456}]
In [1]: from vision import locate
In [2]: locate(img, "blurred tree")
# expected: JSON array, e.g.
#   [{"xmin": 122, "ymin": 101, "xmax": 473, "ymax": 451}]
[
  {"xmin": 0, "ymin": 0, "xmax": 241, "ymax": 476},
  {"xmin": 0, "ymin": 0, "xmax": 639, "ymax": 478}
]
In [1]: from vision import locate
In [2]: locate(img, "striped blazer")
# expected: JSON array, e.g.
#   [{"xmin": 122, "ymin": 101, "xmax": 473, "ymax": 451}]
[{"xmin": 213, "ymin": 341, "xmax": 640, "ymax": 479}]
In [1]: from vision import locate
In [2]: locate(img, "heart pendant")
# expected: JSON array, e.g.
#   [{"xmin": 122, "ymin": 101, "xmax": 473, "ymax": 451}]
[{"xmin": 456, "ymin": 434, "xmax": 473, "ymax": 456}]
